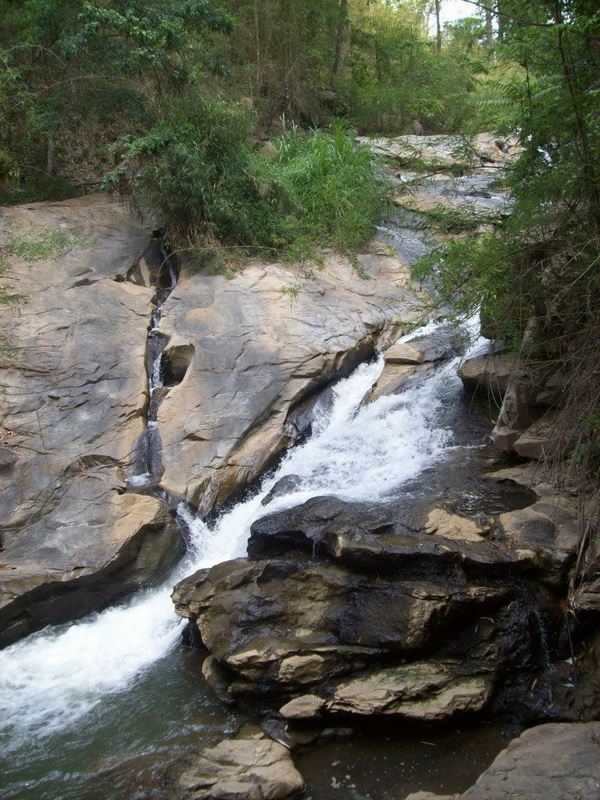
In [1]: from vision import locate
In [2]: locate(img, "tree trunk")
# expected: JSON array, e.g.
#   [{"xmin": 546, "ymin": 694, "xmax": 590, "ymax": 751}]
[
  {"xmin": 332, "ymin": 0, "xmax": 348, "ymax": 77},
  {"xmin": 485, "ymin": 2, "xmax": 494, "ymax": 49},
  {"xmin": 435, "ymin": 0, "xmax": 442, "ymax": 53},
  {"xmin": 46, "ymin": 131, "xmax": 54, "ymax": 177}
]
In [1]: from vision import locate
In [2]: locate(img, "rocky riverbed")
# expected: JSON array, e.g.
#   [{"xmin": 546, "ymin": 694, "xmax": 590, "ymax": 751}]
[{"xmin": 1, "ymin": 134, "xmax": 598, "ymax": 800}]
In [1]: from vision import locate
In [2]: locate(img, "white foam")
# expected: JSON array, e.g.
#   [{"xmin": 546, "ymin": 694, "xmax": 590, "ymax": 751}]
[{"xmin": 0, "ymin": 318, "xmax": 482, "ymax": 748}]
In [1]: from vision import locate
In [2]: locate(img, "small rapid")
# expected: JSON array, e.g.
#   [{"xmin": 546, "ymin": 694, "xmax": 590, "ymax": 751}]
[{"xmin": 0, "ymin": 318, "xmax": 481, "ymax": 795}]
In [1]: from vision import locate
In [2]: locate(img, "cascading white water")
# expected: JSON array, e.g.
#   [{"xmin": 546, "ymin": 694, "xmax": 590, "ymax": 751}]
[{"xmin": 0, "ymin": 320, "xmax": 478, "ymax": 757}]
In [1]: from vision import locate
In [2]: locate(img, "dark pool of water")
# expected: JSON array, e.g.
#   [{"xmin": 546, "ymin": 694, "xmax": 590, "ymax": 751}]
[
  {"xmin": 1, "ymin": 635, "xmax": 516, "ymax": 800},
  {"xmin": 297, "ymin": 723, "xmax": 516, "ymax": 800}
]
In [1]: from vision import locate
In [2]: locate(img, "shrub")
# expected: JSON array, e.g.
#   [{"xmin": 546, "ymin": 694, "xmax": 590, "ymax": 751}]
[
  {"xmin": 256, "ymin": 120, "xmax": 390, "ymax": 256},
  {"xmin": 108, "ymin": 100, "xmax": 390, "ymax": 264}
]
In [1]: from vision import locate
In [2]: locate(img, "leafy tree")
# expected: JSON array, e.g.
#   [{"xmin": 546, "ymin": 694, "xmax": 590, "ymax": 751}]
[
  {"xmin": 0, "ymin": 0, "xmax": 232, "ymax": 199},
  {"xmin": 414, "ymin": 0, "xmax": 600, "ymax": 482}
]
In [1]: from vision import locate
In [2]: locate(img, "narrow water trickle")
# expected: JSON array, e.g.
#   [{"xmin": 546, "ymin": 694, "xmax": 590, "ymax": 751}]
[{"xmin": 128, "ymin": 240, "xmax": 179, "ymax": 490}]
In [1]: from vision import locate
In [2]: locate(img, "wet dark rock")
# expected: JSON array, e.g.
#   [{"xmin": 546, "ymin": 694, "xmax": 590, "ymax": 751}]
[
  {"xmin": 173, "ymin": 467, "xmax": 580, "ymax": 721},
  {"xmin": 248, "ymin": 496, "xmax": 515, "ymax": 577},
  {"xmin": 172, "ymin": 553, "xmax": 515, "ymax": 697},
  {"xmin": 202, "ymin": 655, "xmax": 237, "ymax": 707},
  {"xmin": 284, "ymin": 387, "xmax": 336, "ymax": 445},
  {"xmin": 261, "ymin": 476, "xmax": 304, "ymax": 507}
]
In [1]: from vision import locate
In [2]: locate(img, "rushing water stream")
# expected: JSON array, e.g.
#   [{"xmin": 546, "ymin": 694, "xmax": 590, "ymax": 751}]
[
  {"xmin": 1, "ymin": 171, "xmax": 518, "ymax": 798},
  {"xmin": 0, "ymin": 316, "xmax": 516, "ymax": 799}
]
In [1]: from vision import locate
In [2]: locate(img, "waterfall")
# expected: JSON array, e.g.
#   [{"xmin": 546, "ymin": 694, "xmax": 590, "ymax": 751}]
[{"xmin": 0, "ymin": 319, "xmax": 478, "ymax": 769}]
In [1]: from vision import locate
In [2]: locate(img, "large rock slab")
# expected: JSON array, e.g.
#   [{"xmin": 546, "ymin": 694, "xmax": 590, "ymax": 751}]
[
  {"xmin": 0, "ymin": 493, "xmax": 182, "ymax": 647},
  {"xmin": 280, "ymin": 661, "xmax": 493, "ymax": 722},
  {"xmin": 0, "ymin": 195, "xmax": 182, "ymax": 645},
  {"xmin": 173, "ymin": 482, "xmax": 576, "ymax": 716},
  {"xmin": 172, "ymin": 734, "xmax": 304, "ymax": 800},
  {"xmin": 247, "ymin": 496, "xmax": 515, "ymax": 576},
  {"xmin": 156, "ymin": 247, "xmax": 421, "ymax": 514},
  {"xmin": 172, "ymin": 553, "xmax": 514, "ymax": 696},
  {"xmin": 404, "ymin": 722, "xmax": 600, "ymax": 800}
]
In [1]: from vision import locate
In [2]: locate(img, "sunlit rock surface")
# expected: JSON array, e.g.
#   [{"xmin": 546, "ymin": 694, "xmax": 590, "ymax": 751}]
[
  {"xmin": 172, "ymin": 733, "xmax": 304, "ymax": 800},
  {"xmin": 0, "ymin": 195, "xmax": 181, "ymax": 645},
  {"xmin": 404, "ymin": 722, "xmax": 600, "ymax": 800},
  {"xmin": 157, "ymin": 246, "xmax": 422, "ymax": 513}
]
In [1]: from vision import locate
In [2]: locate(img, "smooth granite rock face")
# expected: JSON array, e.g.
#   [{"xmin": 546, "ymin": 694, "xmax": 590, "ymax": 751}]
[
  {"xmin": 156, "ymin": 246, "xmax": 421, "ymax": 514},
  {"xmin": 0, "ymin": 195, "xmax": 182, "ymax": 645},
  {"xmin": 404, "ymin": 722, "xmax": 600, "ymax": 800}
]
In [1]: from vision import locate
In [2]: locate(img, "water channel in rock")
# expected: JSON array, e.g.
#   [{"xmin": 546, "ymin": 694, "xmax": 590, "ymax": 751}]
[
  {"xmin": 128, "ymin": 242, "xmax": 179, "ymax": 490},
  {"xmin": 0, "ymin": 316, "xmax": 523, "ymax": 799},
  {"xmin": 0, "ymin": 174, "xmax": 524, "ymax": 799}
]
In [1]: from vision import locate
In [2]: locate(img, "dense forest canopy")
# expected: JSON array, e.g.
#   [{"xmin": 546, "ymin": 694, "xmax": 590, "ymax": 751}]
[{"xmin": 0, "ymin": 0, "xmax": 487, "ymax": 198}]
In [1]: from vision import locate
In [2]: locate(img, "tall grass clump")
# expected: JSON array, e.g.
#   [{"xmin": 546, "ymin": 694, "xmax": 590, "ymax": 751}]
[
  {"xmin": 107, "ymin": 97, "xmax": 389, "ymax": 264},
  {"xmin": 257, "ymin": 121, "xmax": 390, "ymax": 257}
]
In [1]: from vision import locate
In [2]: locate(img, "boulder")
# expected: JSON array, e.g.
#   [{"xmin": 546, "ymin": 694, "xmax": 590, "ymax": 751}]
[
  {"xmin": 156, "ymin": 248, "xmax": 424, "ymax": 515},
  {"xmin": 0, "ymin": 195, "xmax": 183, "ymax": 646},
  {"xmin": 404, "ymin": 722, "xmax": 600, "ymax": 800},
  {"xmin": 172, "ymin": 734, "xmax": 304, "ymax": 800},
  {"xmin": 172, "ymin": 553, "xmax": 515, "ymax": 695},
  {"xmin": 280, "ymin": 662, "xmax": 493, "ymax": 722},
  {"xmin": 496, "ymin": 498, "xmax": 580, "ymax": 584},
  {"xmin": 457, "ymin": 353, "xmax": 519, "ymax": 398},
  {"xmin": 366, "ymin": 327, "xmax": 462, "ymax": 403},
  {"xmin": 513, "ymin": 410, "xmax": 558, "ymax": 460},
  {"xmin": 384, "ymin": 328, "xmax": 460, "ymax": 365},
  {"xmin": 248, "ymin": 496, "xmax": 514, "ymax": 576},
  {"xmin": 261, "ymin": 476, "xmax": 304, "ymax": 507}
]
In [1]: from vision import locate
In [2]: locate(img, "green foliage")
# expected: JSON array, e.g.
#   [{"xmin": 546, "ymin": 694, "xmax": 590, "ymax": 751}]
[
  {"xmin": 3, "ymin": 226, "xmax": 91, "ymax": 262},
  {"xmin": 280, "ymin": 283, "xmax": 302, "ymax": 299},
  {"xmin": 0, "ymin": 225, "xmax": 92, "ymax": 309},
  {"xmin": 110, "ymin": 101, "xmax": 389, "ymax": 264},
  {"xmin": 257, "ymin": 121, "xmax": 391, "ymax": 254},
  {"xmin": 108, "ymin": 96, "xmax": 282, "ymax": 248},
  {"xmin": 413, "ymin": 0, "xmax": 600, "ymax": 492},
  {"xmin": 0, "ymin": 0, "xmax": 232, "ymax": 200},
  {"xmin": 335, "ymin": 5, "xmax": 481, "ymax": 134}
]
